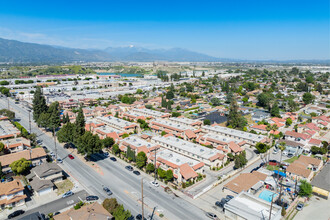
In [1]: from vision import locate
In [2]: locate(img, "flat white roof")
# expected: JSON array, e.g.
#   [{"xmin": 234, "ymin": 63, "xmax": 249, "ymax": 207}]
[
  {"xmin": 202, "ymin": 133, "xmax": 238, "ymax": 144},
  {"xmin": 133, "ymin": 108, "xmax": 170, "ymax": 117},
  {"xmin": 96, "ymin": 125, "xmax": 122, "ymax": 134},
  {"xmin": 157, "ymin": 149, "xmax": 200, "ymax": 167},
  {"xmin": 152, "ymin": 135, "xmax": 218, "ymax": 160},
  {"xmin": 168, "ymin": 117, "xmax": 201, "ymax": 125},
  {"xmin": 225, "ymin": 192, "xmax": 281, "ymax": 220},
  {"xmin": 0, "ymin": 120, "xmax": 20, "ymax": 137},
  {"xmin": 151, "ymin": 119, "xmax": 195, "ymax": 131},
  {"xmin": 122, "ymin": 136, "xmax": 157, "ymax": 149},
  {"xmin": 96, "ymin": 116, "xmax": 137, "ymax": 129},
  {"xmin": 203, "ymin": 125, "xmax": 264, "ymax": 142}
]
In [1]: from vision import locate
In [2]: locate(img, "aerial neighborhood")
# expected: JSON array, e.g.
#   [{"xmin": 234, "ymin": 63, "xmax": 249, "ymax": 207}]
[{"xmin": 0, "ymin": 62, "xmax": 328, "ymax": 220}]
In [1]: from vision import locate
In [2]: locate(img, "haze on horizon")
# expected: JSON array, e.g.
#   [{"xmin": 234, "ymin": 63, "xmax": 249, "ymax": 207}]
[{"xmin": 0, "ymin": 0, "xmax": 329, "ymax": 60}]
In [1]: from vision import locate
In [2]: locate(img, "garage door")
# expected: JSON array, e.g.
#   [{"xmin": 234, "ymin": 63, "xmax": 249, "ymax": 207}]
[{"xmin": 38, "ymin": 187, "xmax": 52, "ymax": 196}]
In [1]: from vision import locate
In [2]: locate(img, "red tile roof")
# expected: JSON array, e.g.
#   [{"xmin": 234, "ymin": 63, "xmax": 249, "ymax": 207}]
[
  {"xmin": 285, "ymin": 131, "xmax": 310, "ymax": 140},
  {"xmin": 180, "ymin": 163, "xmax": 198, "ymax": 180},
  {"xmin": 228, "ymin": 141, "xmax": 243, "ymax": 153}
]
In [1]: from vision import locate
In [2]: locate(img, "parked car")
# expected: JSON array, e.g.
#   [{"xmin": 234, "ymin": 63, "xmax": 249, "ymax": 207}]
[
  {"xmin": 135, "ymin": 214, "xmax": 147, "ymax": 220},
  {"xmin": 296, "ymin": 203, "xmax": 304, "ymax": 211},
  {"xmin": 86, "ymin": 195, "xmax": 99, "ymax": 201},
  {"xmin": 110, "ymin": 157, "xmax": 117, "ymax": 161},
  {"xmin": 125, "ymin": 165, "xmax": 133, "ymax": 171},
  {"xmin": 150, "ymin": 181, "xmax": 159, "ymax": 187},
  {"xmin": 205, "ymin": 212, "xmax": 218, "ymax": 219},
  {"xmin": 8, "ymin": 210, "xmax": 25, "ymax": 219},
  {"xmin": 68, "ymin": 154, "xmax": 74, "ymax": 160},
  {"xmin": 57, "ymin": 158, "xmax": 63, "ymax": 163},
  {"xmin": 133, "ymin": 170, "xmax": 140, "ymax": 176},
  {"xmin": 62, "ymin": 191, "xmax": 74, "ymax": 198},
  {"xmin": 287, "ymin": 153, "xmax": 294, "ymax": 158},
  {"xmin": 103, "ymin": 186, "xmax": 113, "ymax": 196},
  {"xmin": 50, "ymin": 152, "xmax": 55, "ymax": 156},
  {"xmin": 103, "ymin": 152, "xmax": 109, "ymax": 157},
  {"xmin": 42, "ymin": 146, "xmax": 48, "ymax": 151}
]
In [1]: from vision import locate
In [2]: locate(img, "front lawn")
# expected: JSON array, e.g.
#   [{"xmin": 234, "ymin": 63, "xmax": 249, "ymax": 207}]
[
  {"xmin": 284, "ymin": 156, "xmax": 299, "ymax": 164},
  {"xmin": 55, "ymin": 179, "xmax": 74, "ymax": 195}
]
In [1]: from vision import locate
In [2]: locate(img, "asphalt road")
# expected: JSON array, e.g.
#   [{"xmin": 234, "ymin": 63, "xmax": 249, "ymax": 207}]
[
  {"xmin": 1, "ymin": 98, "xmax": 208, "ymax": 220},
  {"xmin": 11, "ymin": 190, "xmax": 88, "ymax": 219}
]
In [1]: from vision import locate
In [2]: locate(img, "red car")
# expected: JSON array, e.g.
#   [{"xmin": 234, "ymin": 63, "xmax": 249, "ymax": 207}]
[{"xmin": 68, "ymin": 154, "xmax": 74, "ymax": 160}]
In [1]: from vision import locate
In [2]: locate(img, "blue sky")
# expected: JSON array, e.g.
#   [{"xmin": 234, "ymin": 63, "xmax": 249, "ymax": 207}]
[{"xmin": 0, "ymin": 0, "xmax": 329, "ymax": 60}]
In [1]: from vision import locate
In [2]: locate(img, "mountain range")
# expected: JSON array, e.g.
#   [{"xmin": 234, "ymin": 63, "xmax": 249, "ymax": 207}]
[
  {"xmin": 0, "ymin": 38, "xmax": 328, "ymax": 64},
  {"xmin": 0, "ymin": 38, "xmax": 219, "ymax": 63}
]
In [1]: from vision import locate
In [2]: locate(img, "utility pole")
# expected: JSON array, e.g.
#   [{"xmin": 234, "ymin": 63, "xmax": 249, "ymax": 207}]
[
  {"xmin": 154, "ymin": 148, "xmax": 157, "ymax": 182},
  {"xmin": 28, "ymin": 110, "xmax": 31, "ymax": 134},
  {"xmin": 7, "ymin": 96, "xmax": 9, "ymax": 110},
  {"xmin": 269, "ymin": 194, "xmax": 274, "ymax": 220},
  {"xmin": 141, "ymin": 178, "xmax": 144, "ymax": 220},
  {"xmin": 54, "ymin": 127, "xmax": 57, "ymax": 162}
]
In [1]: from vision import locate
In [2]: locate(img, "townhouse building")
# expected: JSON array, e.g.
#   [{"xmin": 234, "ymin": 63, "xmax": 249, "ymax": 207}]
[
  {"xmin": 0, "ymin": 119, "xmax": 21, "ymax": 140},
  {"xmin": 119, "ymin": 136, "xmax": 160, "ymax": 154},
  {"xmin": 132, "ymin": 108, "xmax": 171, "ymax": 119},
  {"xmin": 168, "ymin": 117, "xmax": 202, "ymax": 128},
  {"xmin": 122, "ymin": 111, "xmax": 146, "ymax": 121},
  {"xmin": 149, "ymin": 149, "xmax": 205, "ymax": 184},
  {"xmin": 284, "ymin": 131, "xmax": 311, "ymax": 146},
  {"xmin": 3, "ymin": 137, "xmax": 31, "ymax": 153},
  {"xmin": 202, "ymin": 125, "xmax": 265, "ymax": 145},
  {"xmin": 96, "ymin": 116, "xmax": 139, "ymax": 133},
  {"xmin": 152, "ymin": 135, "xmax": 226, "ymax": 167}
]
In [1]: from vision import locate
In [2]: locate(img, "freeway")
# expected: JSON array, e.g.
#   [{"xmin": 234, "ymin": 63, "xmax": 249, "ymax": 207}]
[{"xmin": 1, "ymin": 97, "xmax": 208, "ymax": 220}]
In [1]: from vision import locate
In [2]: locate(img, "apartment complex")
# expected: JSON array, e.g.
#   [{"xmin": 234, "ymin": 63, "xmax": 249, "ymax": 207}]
[
  {"xmin": 152, "ymin": 135, "xmax": 226, "ymax": 167},
  {"xmin": 96, "ymin": 116, "xmax": 139, "ymax": 133},
  {"xmin": 132, "ymin": 108, "xmax": 171, "ymax": 119}
]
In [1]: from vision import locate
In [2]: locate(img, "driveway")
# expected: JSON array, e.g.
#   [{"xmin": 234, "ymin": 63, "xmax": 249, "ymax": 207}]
[{"xmin": 294, "ymin": 196, "xmax": 330, "ymax": 220}]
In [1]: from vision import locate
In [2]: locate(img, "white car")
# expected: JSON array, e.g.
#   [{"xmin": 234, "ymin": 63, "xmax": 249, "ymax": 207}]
[
  {"xmin": 57, "ymin": 158, "xmax": 63, "ymax": 163},
  {"xmin": 282, "ymin": 151, "xmax": 288, "ymax": 156},
  {"xmin": 150, "ymin": 181, "xmax": 159, "ymax": 187}
]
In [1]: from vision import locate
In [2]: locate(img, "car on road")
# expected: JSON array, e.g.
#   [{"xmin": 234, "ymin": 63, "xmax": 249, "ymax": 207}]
[
  {"xmin": 125, "ymin": 165, "xmax": 133, "ymax": 171},
  {"xmin": 150, "ymin": 181, "xmax": 159, "ymax": 187},
  {"xmin": 68, "ymin": 154, "xmax": 74, "ymax": 160},
  {"xmin": 8, "ymin": 210, "xmax": 25, "ymax": 219},
  {"xmin": 103, "ymin": 186, "xmax": 113, "ymax": 196},
  {"xmin": 135, "ymin": 214, "xmax": 147, "ymax": 220},
  {"xmin": 296, "ymin": 203, "xmax": 304, "ymax": 211},
  {"xmin": 62, "ymin": 191, "xmax": 74, "ymax": 198},
  {"xmin": 205, "ymin": 212, "xmax": 218, "ymax": 219},
  {"xmin": 86, "ymin": 195, "xmax": 99, "ymax": 201},
  {"xmin": 50, "ymin": 151, "xmax": 55, "ymax": 157},
  {"xmin": 57, "ymin": 158, "xmax": 63, "ymax": 163},
  {"xmin": 287, "ymin": 153, "xmax": 294, "ymax": 158},
  {"xmin": 110, "ymin": 157, "xmax": 117, "ymax": 161},
  {"xmin": 133, "ymin": 170, "xmax": 140, "ymax": 175}
]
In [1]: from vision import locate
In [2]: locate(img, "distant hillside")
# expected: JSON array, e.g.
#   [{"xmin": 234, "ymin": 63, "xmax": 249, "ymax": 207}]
[
  {"xmin": 104, "ymin": 46, "xmax": 220, "ymax": 62},
  {"xmin": 0, "ymin": 38, "xmax": 114, "ymax": 63}
]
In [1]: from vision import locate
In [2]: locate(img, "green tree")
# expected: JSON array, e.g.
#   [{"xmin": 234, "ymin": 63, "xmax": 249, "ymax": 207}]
[
  {"xmin": 286, "ymin": 118, "xmax": 292, "ymax": 126},
  {"xmin": 103, "ymin": 198, "xmax": 119, "ymax": 214},
  {"xmin": 227, "ymin": 98, "xmax": 247, "ymax": 130},
  {"xmin": 225, "ymin": 91, "xmax": 234, "ymax": 104},
  {"xmin": 171, "ymin": 112, "xmax": 181, "ymax": 117},
  {"xmin": 299, "ymin": 180, "xmax": 312, "ymax": 197},
  {"xmin": 136, "ymin": 151, "xmax": 147, "ymax": 168},
  {"xmin": 165, "ymin": 169, "xmax": 174, "ymax": 182},
  {"xmin": 10, "ymin": 158, "xmax": 32, "ymax": 174},
  {"xmin": 210, "ymin": 98, "xmax": 221, "ymax": 106},
  {"xmin": 57, "ymin": 122, "xmax": 76, "ymax": 144},
  {"xmin": 75, "ymin": 107, "xmax": 85, "ymax": 136},
  {"xmin": 136, "ymin": 89, "xmax": 143, "ymax": 94},
  {"xmin": 146, "ymin": 163, "xmax": 155, "ymax": 173},
  {"xmin": 37, "ymin": 112, "xmax": 50, "ymax": 129},
  {"xmin": 112, "ymin": 144, "xmax": 121, "ymax": 155},
  {"xmin": 113, "ymin": 204, "xmax": 131, "ymax": 220},
  {"xmin": 270, "ymin": 102, "xmax": 280, "ymax": 117},
  {"xmin": 77, "ymin": 132, "xmax": 103, "ymax": 156},
  {"xmin": 257, "ymin": 92, "xmax": 273, "ymax": 108},
  {"xmin": 302, "ymin": 92, "xmax": 315, "ymax": 105},
  {"xmin": 126, "ymin": 146, "xmax": 135, "ymax": 162},
  {"xmin": 48, "ymin": 101, "xmax": 61, "ymax": 133},
  {"xmin": 203, "ymin": 119, "xmax": 211, "ymax": 125},
  {"xmin": 0, "ymin": 142, "xmax": 5, "ymax": 153},
  {"xmin": 157, "ymin": 168, "xmax": 166, "ymax": 179},
  {"xmin": 255, "ymin": 142, "xmax": 269, "ymax": 154},
  {"xmin": 102, "ymin": 137, "xmax": 114, "ymax": 148},
  {"xmin": 32, "ymin": 87, "xmax": 48, "ymax": 121},
  {"xmin": 166, "ymin": 90, "xmax": 174, "ymax": 99}
]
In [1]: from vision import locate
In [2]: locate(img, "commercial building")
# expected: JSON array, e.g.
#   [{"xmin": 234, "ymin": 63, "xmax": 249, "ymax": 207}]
[
  {"xmin": 202, "ymin": 125, "xmax": 265, "ymax": 145},
  {"xmin": 152, "ymin": 135, "xmax": 226, "ymax": 167},
  {"xmin": 224, "ymin": 192, "xmax": 281, "ymax": 220}
]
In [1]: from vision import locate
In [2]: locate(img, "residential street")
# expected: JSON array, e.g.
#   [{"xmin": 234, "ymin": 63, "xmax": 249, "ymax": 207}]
[{"xmin": 1, "ymin": 97, "xmax": 208, "ymax": 220}]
